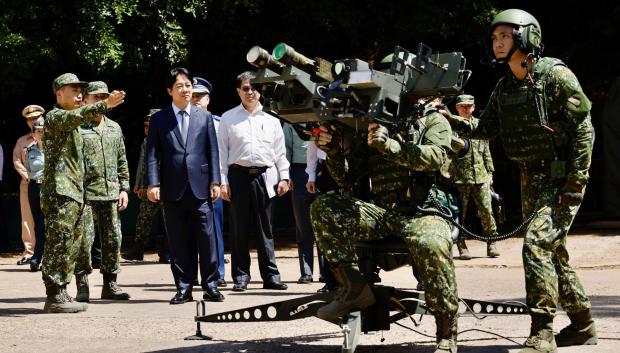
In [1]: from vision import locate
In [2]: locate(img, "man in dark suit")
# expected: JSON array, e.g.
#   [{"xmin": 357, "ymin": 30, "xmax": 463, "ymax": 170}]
[{"xmin": 146, "ymin": 67, "xmax": 224, "ymax": 303}]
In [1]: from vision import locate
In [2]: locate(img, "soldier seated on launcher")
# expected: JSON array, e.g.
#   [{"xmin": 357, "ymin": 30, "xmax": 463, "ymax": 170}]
[{"xmin": 310, "ymin": 95, "xmax": 462, "ymax": 353}]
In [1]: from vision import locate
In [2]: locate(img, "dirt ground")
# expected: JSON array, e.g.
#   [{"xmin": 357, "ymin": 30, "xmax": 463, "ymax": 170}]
[{"xmin": 1, "ymin": 233, "xmax": 619, "ymax": 353}]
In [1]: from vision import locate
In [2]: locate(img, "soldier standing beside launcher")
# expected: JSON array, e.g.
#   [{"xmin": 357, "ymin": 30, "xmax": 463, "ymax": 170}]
[
  {"xmin": 74, "ymin": 81, "xmax": 131, "ymax": 302},
  {"xmin": 41, "ymin": 73, "xmax": 125, "ymax": 313},
  {"xmin": 451, "ymin": 94, "xmax": 500, "ymax": 259},
  {"xmin": 312, "ymin": 97, "xmax": 461, "ymax": 353},
  {"xmin": 446, "ymin": 9, "xmax": 597, "ymax": 353}
]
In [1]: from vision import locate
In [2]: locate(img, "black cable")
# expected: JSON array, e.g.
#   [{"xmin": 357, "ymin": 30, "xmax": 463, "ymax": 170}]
[
  {"xmin": 416, "ymin": 196, "xmax": 548, "ymax": 242},
  {"xmin": 393, "ymin": 322, "xmax": 524, "ymax": 345},
  {"xmin": 457, "ymin": 329, "xmax": 524, "ymax": 345}
]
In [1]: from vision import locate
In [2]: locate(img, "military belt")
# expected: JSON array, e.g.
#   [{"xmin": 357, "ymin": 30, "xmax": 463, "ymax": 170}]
[
  {"xmin": 229, "ymin": 164, "xmax": 268, "ymax": 175},
  {"xmin": 30, "ymin": 179, "xmax": 44, "ymax": 184}
]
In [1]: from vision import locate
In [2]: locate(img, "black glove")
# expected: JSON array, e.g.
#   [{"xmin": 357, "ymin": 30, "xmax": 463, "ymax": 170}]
[{"xmin": 559, "ymin": 180, "xmax": 584, "ymax": 206}]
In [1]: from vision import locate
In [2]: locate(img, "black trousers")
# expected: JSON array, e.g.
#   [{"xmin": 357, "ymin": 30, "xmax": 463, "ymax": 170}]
[
  {"xmin": 228, "ymin": 167, "xmax": 280, "ymax": 284},
  {"xmin": 163, "ymin": 186, "xmax": 219, "ymax": 291}
]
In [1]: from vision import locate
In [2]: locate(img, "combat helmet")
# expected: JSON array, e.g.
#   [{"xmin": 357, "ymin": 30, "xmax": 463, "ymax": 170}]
[{"xmin": 489, "ymin": 9, "xmax": 543, "ymax": 62}]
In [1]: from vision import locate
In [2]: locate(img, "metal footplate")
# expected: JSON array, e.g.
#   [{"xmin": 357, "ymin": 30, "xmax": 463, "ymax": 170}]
[
  {"xmin": 195, "ymin": 292, "xmax": 334, "ymax": 323},
  {"xmin": 389, "ymin": 287, "xmax": 529, "ymax": 320},
  {"xmin": 190, "ymin": 285, "xmax": 528, "ymax": 352}
]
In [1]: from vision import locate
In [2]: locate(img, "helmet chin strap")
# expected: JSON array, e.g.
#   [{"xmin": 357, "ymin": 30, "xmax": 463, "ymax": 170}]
[{"xmin": 495, "ymin": 45, "xmax": 518, "ymax": 64}]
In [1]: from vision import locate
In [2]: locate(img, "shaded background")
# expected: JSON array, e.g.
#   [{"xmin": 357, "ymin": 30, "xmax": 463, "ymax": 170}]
[{"xmin": 1, "ymin": 0, "xmax": 619, "ymax": 250}]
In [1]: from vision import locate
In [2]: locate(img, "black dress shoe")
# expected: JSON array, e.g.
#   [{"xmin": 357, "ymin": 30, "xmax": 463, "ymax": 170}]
[
  {"xmin": 297, "ymin": 275, "xmax": 313, "ymax": 284},
  {"xmin": 317, "ymin": 284, "xmax": 339, "ymax": 293},
  {"xmin": 203, "ymin": 287, "xmax": 225, "ymax": 302},
  {"xmin": 263, "ymin": 281, "xmax": 288, "ymax": 290},
  {"xmin": 170, "ymin": 290, "xmax": 193, "ymax": 304},
  {"xmin": 16, "ymin": 257, "xmax": 31, "ymax": 265},
  {"xmin": 29, "ymin": 261, "xmax": 41, "ymax": 272},
  {"xmin": 217, "ymin": 279, "xmax": 227, "ymax": 288},
  {"xmin": 232, "ymin": 282, "xmax": 248, "ymax": 292}
]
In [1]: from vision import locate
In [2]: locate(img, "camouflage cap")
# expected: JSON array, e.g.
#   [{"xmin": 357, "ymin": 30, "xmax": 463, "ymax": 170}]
[
  {"xmin": 22, "ymin": 105, "xmax": 45, "ymax": 119},
  {"xmin": 145, "ymin": 108, "xmax": 160, "ymax": 125},
  {"xmin": 456, "ymin": 94, "xmax": 475, "ymax": 105},
  {"xmin": 86, "ymin": 81, "xmax": 110, "ymax": 96},
  {"xmin": 52, "ymin": 73, "xmax": 88, "ymax": 93},
  {"xmin": 32, "ymin": 117, "xmax": 45, "ymax": 129}
]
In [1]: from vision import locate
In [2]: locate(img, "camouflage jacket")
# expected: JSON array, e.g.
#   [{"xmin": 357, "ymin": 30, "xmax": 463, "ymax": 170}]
[
  {"xmin": 450, "ymin": 57, "xmax": 593, "ymax": 186},
  {"xmin": 79, "ymin": 116, "xmax": 130, "ymax": 201},
  {"xmin": 325, "ymin": 111, "xmax": 456, "ymax": 213},
  {"xmin": 42, "ymin": 101, "xmax": 108, "ymax": 208},
  {"xmin": 452, "ymin": 126, "xmax": 494, "ymax": 184}
]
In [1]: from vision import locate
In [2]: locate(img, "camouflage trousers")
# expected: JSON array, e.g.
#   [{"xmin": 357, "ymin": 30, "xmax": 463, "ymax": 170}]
[
  {"xmin": 134, "ymin": 196, "xmax": 163, "ymax": 245},
  {"xmin": 520, "ymin": 168, "xmax": 592, "ymax": 319},
  {"xmin": 41, "ymin": 195, "xmax": 85, "ymax": 286},
  {"xmin": 76, "ymin": 201, "xmax": 122, "ymax": 275},
  {"xmin": 310, "ymin": 193, "xmax": 459, "ymax": 317},
  {"xmin": 457, "ymin": 182, "xmax": 497, "ymax": 236}
]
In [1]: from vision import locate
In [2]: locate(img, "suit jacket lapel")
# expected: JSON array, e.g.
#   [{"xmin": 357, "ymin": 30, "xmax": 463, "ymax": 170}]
[{"xmin": 185, "ymin": 109, "xmax": 200, "ymax": 151}]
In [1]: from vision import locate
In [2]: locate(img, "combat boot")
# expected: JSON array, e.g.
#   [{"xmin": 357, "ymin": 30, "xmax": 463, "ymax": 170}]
[
  {"xmin": 316, "ymin": 265, "xmax": 375, "ymax": 322},
  {"xmin": 101, "ymin": 273, "xmax": 131, "ymax": 300},
  {"xmin": 487, "ymin": 241, "xmax": 500, "ymax": 258},
  {"xmin": 555, "ymin": 310, "xmax": 598, "ymax": 347},
  {"xmin": 75, "ymin": 274, "xmax": 90, "ymax": 302},
  {"xmin": 455, "ymin": 239, "xmax": 471, "ymax": 260},
  {"xmin": 434, "ymin": 315, "xmax": 458, "ymax": 353},
  {"xmin": 518, "ymin": 315, "xmax": 557, "ymax": 353},
  {"xmin": 43, "ymin": 285, "xmax": 88, "ymax": 313}
]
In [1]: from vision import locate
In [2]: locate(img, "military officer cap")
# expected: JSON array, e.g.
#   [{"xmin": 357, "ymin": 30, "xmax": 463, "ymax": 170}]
[
  {"xmin": 456, "ymin": 94, "xmax": 475, "ymax": 105},
  {"xmin": 22, "ymin": 105, "xmax": 45, "ymax": 119},
  {"xmin": 192, "ymin": 77, "xmax": 213, "ymax": 95},
  {"xmin": 52, "ymin": 73, "xmax": 88, "ymax": 93},
  {"xmin": 86, "ymin": 81, "xmax": 110, "ymax": 96},
  {"xmin": 32, "ymin": 117, "xmax": 45, "ymax": 129}
]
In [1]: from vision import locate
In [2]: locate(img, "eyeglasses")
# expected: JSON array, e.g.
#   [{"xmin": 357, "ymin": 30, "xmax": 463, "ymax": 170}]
[{"xmin": 241, "ymin": 86, "xmax": 257, "ymax": 93}]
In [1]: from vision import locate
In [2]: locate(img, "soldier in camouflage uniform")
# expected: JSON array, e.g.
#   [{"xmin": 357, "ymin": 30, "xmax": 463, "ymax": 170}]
[
  {"xmin": 41, "ymin": 73, "xmax": 125, "ymax": 313},
  {"xmin": 446, "ymin": 9, "xmax": 597, "ymax": 353},
  {"xmin": 451, "ymin": 94, "xmax": 499, "ymax": 259},
  {"xmin": 312, "ymin": 98, "xmax": 461, "ymax": 353},
  {"xmin": 74, "ymin": 81, "xmax": 131, "ymax": 302},
  {"xmin": 123, "ymin": 109, "xmax": 169, "ymax": 262}
]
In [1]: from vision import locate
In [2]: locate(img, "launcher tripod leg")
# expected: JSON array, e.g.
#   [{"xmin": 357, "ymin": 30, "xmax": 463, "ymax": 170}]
[
  {"xmin": 341, "ymin": 311, "xmax": 361, "ymax": 353},
  {"xmin": 185, "ymin": 300, "xmax": 213, "ymax": 340}
]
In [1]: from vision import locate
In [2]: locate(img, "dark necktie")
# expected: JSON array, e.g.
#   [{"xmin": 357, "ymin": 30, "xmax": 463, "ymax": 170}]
[{"xmin": 179, "ymin": 110, "xmax": 188, "ymax": 144}]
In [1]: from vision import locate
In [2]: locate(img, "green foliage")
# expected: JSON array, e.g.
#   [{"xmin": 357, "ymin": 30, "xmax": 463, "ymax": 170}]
[{"xmin": 0, "ymin": 0, "xmax": 214, "ymax": 97}]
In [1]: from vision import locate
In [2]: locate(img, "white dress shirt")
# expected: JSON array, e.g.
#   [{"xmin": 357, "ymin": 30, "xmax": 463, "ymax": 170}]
[
  {"xmin": 171, "ymin": 102, "xmax": 191, "ymax": 127},
  {"xmin": 305, "ymin": 141, "xmax": 327, "ymax": 182},
  {"xmin": 218, "ymin": 103, "xmax": 290, "ymax": 197}
]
